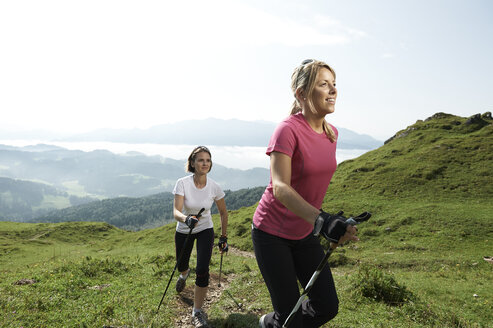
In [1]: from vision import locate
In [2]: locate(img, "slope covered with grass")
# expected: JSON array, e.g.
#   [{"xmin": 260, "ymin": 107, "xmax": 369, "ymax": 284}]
[
  {"xmin": 329, "ymin": 112, "xmax": 492, "ymax": 200},
  {"xmin": 1, "ymin": 112, "xmax": 492, "ymax": 327}
]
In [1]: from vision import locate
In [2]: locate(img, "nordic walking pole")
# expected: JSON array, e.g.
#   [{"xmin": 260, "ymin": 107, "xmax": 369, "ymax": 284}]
[
  {"xmin": 218, "ymin": 251, "xmax": 224, "ymax": 287},
  {"xmin": 157, "ymin": 208, "xmax": 205, "ymax": 312},
  {"xmin": 217, "ymin": 234, "xmax": 228, "ymax": 287},
  {"xmin": 282, "ymin": 211, "xmax": 371, "ymax": 328},
  {"xmin": 217, "ymin": 250, "xmax": 243, "ymax": 309}
]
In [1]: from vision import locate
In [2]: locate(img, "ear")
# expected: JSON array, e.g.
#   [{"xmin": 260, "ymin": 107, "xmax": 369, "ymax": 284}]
[{"xmin": 295, "ymin": 88, "xmax": 305, "ymax": 101}]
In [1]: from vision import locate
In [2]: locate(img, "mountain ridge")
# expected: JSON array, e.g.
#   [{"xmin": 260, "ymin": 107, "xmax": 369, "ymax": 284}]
[
  {"xmin": 1, "ymin": 118, "xmax": 383, "ymax": 149},
  {"xmin": 0, "ymin": 145, "xmax": 269, "ymax": 196}
]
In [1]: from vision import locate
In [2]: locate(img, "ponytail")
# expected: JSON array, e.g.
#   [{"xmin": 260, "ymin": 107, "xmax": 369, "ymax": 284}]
[
  {"xmin": 290, "ymin": 100, "xmax": 302, "ymax": 115},
  {"xmin": 323, "ymin": 121, "xmax": 336, "ymax": 143}
]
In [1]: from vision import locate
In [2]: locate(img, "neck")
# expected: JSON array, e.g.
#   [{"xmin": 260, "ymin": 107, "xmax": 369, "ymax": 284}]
[
  {"xmin": 193, "ymin": 174, "xmax": 207, "ymax": 187},
  {"xmin": 302, "ymin": 110, "xmax": 325, "ymax": 133}
]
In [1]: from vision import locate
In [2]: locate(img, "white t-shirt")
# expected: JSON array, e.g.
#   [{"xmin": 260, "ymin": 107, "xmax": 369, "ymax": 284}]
[{"xmin": 172, "ymin": 175, "xmax": 225, "ymax": 234}]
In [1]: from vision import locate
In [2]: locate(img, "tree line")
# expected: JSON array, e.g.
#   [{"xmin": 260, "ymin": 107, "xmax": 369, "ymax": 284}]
[{"xmin": 31, "ymin": 186, "xmax": 266, "ymax": 231}]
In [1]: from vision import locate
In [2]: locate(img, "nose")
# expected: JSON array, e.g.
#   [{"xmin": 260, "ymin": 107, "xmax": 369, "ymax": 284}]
[{"xmin": 329, "ymin": 85, "xmax": 337, "ymax": 95}]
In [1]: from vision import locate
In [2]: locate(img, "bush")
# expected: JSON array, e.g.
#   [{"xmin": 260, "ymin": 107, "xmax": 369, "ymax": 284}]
[{"xmin": 351, "ymin": 264, "xmax": 414, "ymax": 306}]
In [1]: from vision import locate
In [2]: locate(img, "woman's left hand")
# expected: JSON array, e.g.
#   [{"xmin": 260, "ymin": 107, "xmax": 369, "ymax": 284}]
[{"xmin": 218, "ymin": 235, "xmax": 229, "ymax": 253}]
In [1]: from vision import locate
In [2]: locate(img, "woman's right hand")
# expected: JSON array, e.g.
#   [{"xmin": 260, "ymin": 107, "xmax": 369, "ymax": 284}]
[
  {"xmin": 185, "ymin": 215, "xmax": 199, "ymax": 229},
  {"xmin": 314, "ymin": 211, "xmax": 359, "ymax": 246}
]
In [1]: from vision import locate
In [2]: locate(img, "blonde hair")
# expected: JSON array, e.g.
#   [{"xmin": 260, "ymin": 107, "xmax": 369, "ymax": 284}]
[{"xmin": 290, "ymin": 59, "xmax": 337, "ymax": 142}]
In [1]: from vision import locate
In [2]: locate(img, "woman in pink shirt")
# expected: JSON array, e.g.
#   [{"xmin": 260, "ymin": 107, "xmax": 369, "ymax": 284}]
[{"xmin": 253, "ymin": 59, "xmax": 359, "ymax": 328}]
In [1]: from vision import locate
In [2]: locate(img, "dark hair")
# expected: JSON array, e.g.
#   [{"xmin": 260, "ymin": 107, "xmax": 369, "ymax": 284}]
[{"xmin": 186, "ymin": 146, "xmax": 212, "ymax": 173}]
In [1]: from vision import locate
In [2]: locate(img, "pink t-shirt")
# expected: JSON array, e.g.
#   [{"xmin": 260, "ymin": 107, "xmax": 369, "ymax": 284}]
[{"xmin": 252, "ymin": 112, "xmax": 338, "ymax": 240}]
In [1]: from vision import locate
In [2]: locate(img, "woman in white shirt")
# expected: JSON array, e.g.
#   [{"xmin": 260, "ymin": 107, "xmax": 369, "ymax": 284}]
[{"xmin": 172, "ymin": 146, "xmax": 229, "ymax": 328}]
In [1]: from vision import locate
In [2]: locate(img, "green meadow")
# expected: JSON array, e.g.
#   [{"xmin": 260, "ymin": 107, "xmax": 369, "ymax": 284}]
[{"xmin": 1, "ymin": 112, "xmax": 492, "ymax": 327}]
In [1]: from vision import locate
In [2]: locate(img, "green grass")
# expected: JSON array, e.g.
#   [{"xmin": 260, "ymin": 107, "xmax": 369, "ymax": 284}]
[
  {"xmin": 0, "ymin": 221, "xmax": 266, "ymax": 327},
  {"xmin": 1, "ymin": 112, "xmax": 492, "ymax": 327},
  {"xmin": 1, "ymin": 210, "xmax": 491, "ymax": 327}
]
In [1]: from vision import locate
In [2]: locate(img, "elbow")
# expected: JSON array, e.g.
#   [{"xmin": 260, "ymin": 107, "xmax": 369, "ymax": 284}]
[{"xmin": 272, "ymin": 182, "xmax": 286, "ymax": 202}]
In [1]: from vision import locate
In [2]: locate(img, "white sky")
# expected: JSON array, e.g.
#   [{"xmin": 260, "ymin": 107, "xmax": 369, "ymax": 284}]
[{"xmin": 1, "ymin": 0, "xmax": 492, "ymax": 141}]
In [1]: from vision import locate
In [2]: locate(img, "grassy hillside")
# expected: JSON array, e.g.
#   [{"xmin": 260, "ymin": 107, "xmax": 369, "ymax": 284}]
[
  {"xmin": 1, "ymin": 112, "xmax": 492, "ymax": 327},
  {"xmin": 328, "ymin": 112, "xmax": 492, "ymax": 200},
  {"xmin": 0, "ymin": 220, "xmax": 266, "ymax": 327}
]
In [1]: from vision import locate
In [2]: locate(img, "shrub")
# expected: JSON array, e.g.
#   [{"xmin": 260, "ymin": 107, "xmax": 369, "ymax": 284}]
[{"xmin": 351, "ymin": 264, "xmax": 414, "ymax": 306}]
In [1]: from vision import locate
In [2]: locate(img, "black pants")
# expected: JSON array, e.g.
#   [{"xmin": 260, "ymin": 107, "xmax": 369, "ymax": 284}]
[
  {"xmin": 252, "ymin": 227, "xmax": 339, "ymax": 328},
  {"xmin": 175, "ymin": 228, "xmax": 214, "ymax": 288}
]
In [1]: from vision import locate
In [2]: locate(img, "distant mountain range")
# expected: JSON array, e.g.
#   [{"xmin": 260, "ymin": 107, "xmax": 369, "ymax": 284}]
[
  {"xmin": 0, "ymin": 118, "xmax": 383, "ymax": 222},
  {"xmin": 0, "ymin": 143, "xmax": 270, "ymax": 201},
  {"xmin": 1, "ymin": 118, "xmax": 383, "ymax": 149},
  {"xmin": 62, "ymin": 118, "xmax": 382, "ymax": 149}
]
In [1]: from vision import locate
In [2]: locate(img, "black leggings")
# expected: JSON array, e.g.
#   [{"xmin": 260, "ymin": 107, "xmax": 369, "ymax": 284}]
[
  {"xmin": 175, "ymin": 228, "xmax": 214, "ymax": 288},
  {"xmin": 252, "ymin": 227, "xmax": 339, "ymax": 328}
]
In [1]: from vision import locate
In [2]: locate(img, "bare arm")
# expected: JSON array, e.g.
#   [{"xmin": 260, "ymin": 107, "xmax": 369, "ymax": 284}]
[
  {"xmin": 173, "ymin": 194, "xmax": 188, "ymax": 223},
  {"xmin": 270, "ymin": 151, "xmax": 319, "ymax": 225},
  {"xmin": 271, "ymin": 151, "xmax": 358, "ymax": 246},
  {"xmin": 215, "ymin": 197, "xmax": 228, "ymax": 236}
]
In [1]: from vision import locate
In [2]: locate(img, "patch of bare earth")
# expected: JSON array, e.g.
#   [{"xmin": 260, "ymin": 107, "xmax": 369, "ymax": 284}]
[
  {"xmin": 173, "ymin": 248, "xmax": 256, "ymax": 327},
  {"xmin": 13, "ymin": 278, "xmax": 37, "ymax": 285},
  {"xmin": 228, "ymin": 247, "xmax": 255, "ymax": 259}
]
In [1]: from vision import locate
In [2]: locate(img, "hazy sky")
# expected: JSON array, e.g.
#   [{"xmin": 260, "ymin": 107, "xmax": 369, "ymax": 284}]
[{"xmin": 1, "ymin": 0, "xmax": 492, "ymax": 141}]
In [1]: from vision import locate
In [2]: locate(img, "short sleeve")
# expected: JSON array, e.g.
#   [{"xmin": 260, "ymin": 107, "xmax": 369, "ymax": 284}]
[
  {"xmin": 266, "ymin": 121, "xmax": 296, "ymax": 157},
  {"xmin": 172, "ymin": 178, "xmax": 185, "ymax": 196},
  {"xmin": 213, "ymin": 181, "xmax": 225, "ymax": 201}
]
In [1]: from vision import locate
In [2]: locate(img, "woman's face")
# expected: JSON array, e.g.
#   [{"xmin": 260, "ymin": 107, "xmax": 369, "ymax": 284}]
[
  {"xmin": 311, "ymin": 68, "xmax": 337, "ymax": 116},
  {"xmin": 193, "ymin": 151, "xmax": 211, "ymax": 175}
]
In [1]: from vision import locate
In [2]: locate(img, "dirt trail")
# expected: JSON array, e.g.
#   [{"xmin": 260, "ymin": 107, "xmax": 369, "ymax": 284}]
[
  {"xmin": 228, "ymin": 247, "xmax": 256, "ymax": 259},
  {"xmin": 173, "ymin": 247, "xmax": 256, "ymax": 327},
  {"xmin": 28, "ymin": 230, "xmax": 53, "ymax": 240},
  {"xmin": 173, "ymin": 272, "xmax": 232, "ymax": 327}
]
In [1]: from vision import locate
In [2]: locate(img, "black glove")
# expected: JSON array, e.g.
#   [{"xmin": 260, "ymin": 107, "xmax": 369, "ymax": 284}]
[
  {"xmin": 185, "ymin": 215, "xmax": 199, "ymax": 229},
  {"xmin": 218, "ymin": 235, "xmax": 228, "ymax": 253},
  {"xmin": 313, "ymin": 210, "xmax": 348, "ymax": 243}
]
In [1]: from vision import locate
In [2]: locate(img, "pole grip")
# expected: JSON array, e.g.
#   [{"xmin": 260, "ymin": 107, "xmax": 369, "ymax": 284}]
[
  {"xmin": 196, "ymin": 208, "xmax": 205, "ymax": 218},
  {"xmin": 347, "ymin": 212, "xmax": 371, "ymax": 226}
]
